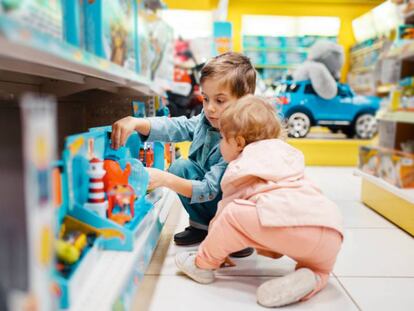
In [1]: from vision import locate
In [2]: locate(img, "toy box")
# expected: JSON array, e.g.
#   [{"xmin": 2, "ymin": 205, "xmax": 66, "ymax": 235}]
[
  {"xmin": 84, "ymin": 0, "xmax": 139, "ymax": 72},
  {"xmin": 265, "ymin": 51, "xmax": 285, "ymax": 65},
  {"xmin": 0, "ymin": 96, "xmax": 58, "ymax": 311},
  {"xmin": 0, "ymin": 0, "xmax": 62, "ymax": 39},
  {"xmin": 62, "ymin": 0, "xmax": 83, "ymax": 47},
  {"xmin": 243, "ymin": 35, "xmax": 263, "ymax": 48},
  {"xmin": 359, "ymin": 145, "xmax": 414, "ymax": 188}
]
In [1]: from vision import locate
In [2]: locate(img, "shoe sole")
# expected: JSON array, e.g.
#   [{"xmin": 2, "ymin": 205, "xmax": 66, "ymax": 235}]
[
  {"xmin": 229, "ymin": 248, "xmax": 254, "ymax": 258},
  {"xmin": 174, "ymin": 239, "xmax": 203, "ymax": 246},
  {"xmin": 257, "ymin": 268, "xmax": 317, "ymax": 308}
]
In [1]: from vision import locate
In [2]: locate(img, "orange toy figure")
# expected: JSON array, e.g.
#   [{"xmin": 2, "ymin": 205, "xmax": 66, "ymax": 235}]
[
  {"xmin": 107, "ymin": 184, "xmax": 135, "ymax": 225},
  {"xmin": 103, "ymin": 159, "xmax": 131, "ymax": 192},
  {"xmin": 103, "ymin": 159, "xmax": 136, "ymax": 225}
]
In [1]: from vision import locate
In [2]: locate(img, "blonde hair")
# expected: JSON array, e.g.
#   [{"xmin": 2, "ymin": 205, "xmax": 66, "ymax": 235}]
[
  {"xmin": 220, "ymin": 95, "xmax": 284, "ymax": 145},
  {"xmin": 200, "ymin": 52, "xmax": 256, "ymax": 98}
]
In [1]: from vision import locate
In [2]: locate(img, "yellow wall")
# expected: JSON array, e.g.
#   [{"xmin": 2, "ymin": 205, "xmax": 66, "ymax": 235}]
[{"xmin": 164, "ymin": 0, "xmax": 380, "ymax": 81}]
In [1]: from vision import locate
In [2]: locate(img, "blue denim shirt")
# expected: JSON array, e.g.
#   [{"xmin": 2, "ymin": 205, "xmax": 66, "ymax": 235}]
[{"xmin": 144, "ymin": 112, "xmax": 227, "ymax": 204}]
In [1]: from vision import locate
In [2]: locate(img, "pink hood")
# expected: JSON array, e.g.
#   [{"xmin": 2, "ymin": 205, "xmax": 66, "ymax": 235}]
[{"xmin": 216, "ymin": 139, "xmax": 343, "ymax": 235}]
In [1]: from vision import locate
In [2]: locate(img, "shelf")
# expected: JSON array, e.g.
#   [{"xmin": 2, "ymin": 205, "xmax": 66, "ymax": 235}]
[
  {"xmin": 350, "ymin": 42, "xmax": 383, "ymax": 57},
  {"xmin": 0, "ymin": 16, "xmax": 156, "ymax": 97},
  {"xmin": 376, "ymin": 110, "xmax": 414, "ymax": 124},
  {"xmin": 350, "ymin": 66, "xmax": 375, "ymax": 74},
  {"xmin": 243, "ymin": 47, "xmax": 309, "ymax": 53},
  {"xmin": 287, "ymin": 135, "xmax": 375, "ymax": 166},
  {"xmin": 70, "ymin": 187, "xmax": 178, "ymax": 311},
  {"xmin": 356, "ymin": 170, "xmax": 414, "ymax": 236},
  {"xmin": 356, "ymin": 170, "xmax": 414, "ymax": 204}
]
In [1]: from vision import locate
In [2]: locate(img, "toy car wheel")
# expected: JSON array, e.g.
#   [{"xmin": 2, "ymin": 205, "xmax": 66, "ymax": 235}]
[
  {"xmin": 287, "ymin": 112, "xmax": 311, "ymax": 138},
  {"xmin": 354, "ymin": 113, "xmax": 377, "ymax": 139}
]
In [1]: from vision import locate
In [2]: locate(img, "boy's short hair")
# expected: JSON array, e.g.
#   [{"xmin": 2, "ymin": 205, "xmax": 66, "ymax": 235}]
[
  {"xmin": 200, "ymin": 52, "xmax": 256, "ymax": 98},
  {"xmin": 220, "ymin": 95, "xmax": 284, "ymax": 145}
]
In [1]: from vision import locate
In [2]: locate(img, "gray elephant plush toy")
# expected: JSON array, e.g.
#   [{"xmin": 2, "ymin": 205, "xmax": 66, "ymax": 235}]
[{"xmin": 293, "ymin": 40, "xmax": 344, "ymax": 100}]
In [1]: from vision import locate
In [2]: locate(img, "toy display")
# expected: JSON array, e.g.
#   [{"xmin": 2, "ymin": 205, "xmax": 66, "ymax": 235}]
[
  {"xmin": 62, "ymin": 0, "xmax": 83, "ymax": 47},
  {"xmin": 84, "ymin": 0, "xmax": 139, "ymax": 71},
  {"xmin": 0, "ymin": 0, "xmax": 62, "ymax": 39},
  {"xmin": 274, "ymin": 80, "xmax": 381, "ymax": 138},
  {"xmin": 359, "ymin": 145, "xmax": 414, "ymax": 188}
]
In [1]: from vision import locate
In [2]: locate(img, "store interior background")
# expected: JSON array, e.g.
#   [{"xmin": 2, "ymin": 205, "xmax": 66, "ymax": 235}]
[{"xmin": 1, "ymin": 0, "xmax": 414, "ymax": 310}]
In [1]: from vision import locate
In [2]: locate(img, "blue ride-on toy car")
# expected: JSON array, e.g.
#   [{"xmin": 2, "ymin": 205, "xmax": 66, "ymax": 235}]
[{"xmin": 274, "ymin": 80, "xmax": 381, "ymax": 139}]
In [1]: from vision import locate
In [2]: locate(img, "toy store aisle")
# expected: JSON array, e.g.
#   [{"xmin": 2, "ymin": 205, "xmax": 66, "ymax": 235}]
[{"xmin": 133, "ymin": 167, "xmax": 414, "ymax": 311}]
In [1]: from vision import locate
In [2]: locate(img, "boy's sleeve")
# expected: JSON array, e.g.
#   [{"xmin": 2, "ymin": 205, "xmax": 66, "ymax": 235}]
[
  {"xmin": 143, "ymin": 114, "xmax": 201, "ymax": 142},
  {"xmin": 190, "ymin": 157, "xmax": 227, "ymax": 204}
]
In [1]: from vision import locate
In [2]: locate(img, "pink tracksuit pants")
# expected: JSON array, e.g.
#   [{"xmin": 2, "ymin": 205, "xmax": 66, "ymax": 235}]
[{"xmin": 195, "ymin": 201, "xmax": 343, "ymax": 299}]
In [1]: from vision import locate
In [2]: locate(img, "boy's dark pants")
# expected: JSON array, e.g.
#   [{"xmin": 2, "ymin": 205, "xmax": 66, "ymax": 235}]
[{"xmin": 168, "ymin": 158, "xmax": 222, "ymax": 231}]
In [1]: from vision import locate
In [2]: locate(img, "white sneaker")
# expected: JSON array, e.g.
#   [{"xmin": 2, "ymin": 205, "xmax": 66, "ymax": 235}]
[
  {"xmin": 175, "ymin": 252, "xmax": 215, "ymax": 284},
  {"xmin": 257, "ymin": 268, "xmax": 318, "ymax": 308}
]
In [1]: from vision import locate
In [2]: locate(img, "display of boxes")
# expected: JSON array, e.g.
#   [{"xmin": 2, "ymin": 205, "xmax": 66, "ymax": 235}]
[
  {"xmin": 62, "ymin": 0, "xmax": 83, "ymax": 47},
  {"xmin": 0, "ymin": 0, "xmax": 62, "ymax": 39},
  {"xmin": 84, "ymin": 0, "xmax": 139, "ymax": 72},
  {"xmin": 359, "ymin": 145, "xmax": 414, "ymax": 188}
]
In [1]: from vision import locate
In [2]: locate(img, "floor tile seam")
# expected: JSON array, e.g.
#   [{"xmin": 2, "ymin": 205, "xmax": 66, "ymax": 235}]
[{"xmin": 333, "ymin": 274, "xmax": 363, "ymax": 311}]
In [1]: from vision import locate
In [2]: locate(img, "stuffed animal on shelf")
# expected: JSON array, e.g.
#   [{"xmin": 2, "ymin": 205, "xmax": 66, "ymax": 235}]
[{"xmin": 293, "ymin": 40, "xmax": 344, "ymax": 100}]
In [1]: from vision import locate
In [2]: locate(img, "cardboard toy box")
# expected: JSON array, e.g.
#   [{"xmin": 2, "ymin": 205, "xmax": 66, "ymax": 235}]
[
  {"xmin": 0, "ymin": 0, "xmax": 62, "ymax": 39},
  {"xmin": 84, "ymin": 0, "xmax": 139, "ymax": 72},
  {"xmin": 359, "ymin": 145, "xmax": 414, "ymax": 188}
]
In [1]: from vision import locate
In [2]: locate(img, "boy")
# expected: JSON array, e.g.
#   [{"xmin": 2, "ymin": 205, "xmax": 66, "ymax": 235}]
[{"xmin": 111, "ymin": 52, "xmax": 256, "ymax": 255}]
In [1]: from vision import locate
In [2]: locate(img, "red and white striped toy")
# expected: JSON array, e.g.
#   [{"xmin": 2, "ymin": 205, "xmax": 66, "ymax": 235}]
[{"xmin": 84, "ymin": 158, "xmax": 108, "ymax": 217}]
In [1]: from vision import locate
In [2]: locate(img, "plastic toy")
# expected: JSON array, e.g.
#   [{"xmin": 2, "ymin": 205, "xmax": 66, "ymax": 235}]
[
  {"xmin": 56, "ymin": 225, "xmax": 87, "ymax": 265},
  {"xmin": 84, "ymin": 158, "xmax": 108, "ymax": 218},
  {"xmin": 103, "ymin": 159, "xmax": 136, "ymax": 225},
  {"xmin": 103, "ymin": 159, "xmax": 131, "ymax": 191},
  {"xmin": 107, "ymin": 184, "xmax": 135, "ymax": 225},
  {"xmin": 275, "ymin": 80, "xmax": 380, "ymax": 138},
  {"xmin": 293, "ymin": 40, "xmax": 344, "ymax": 100}
]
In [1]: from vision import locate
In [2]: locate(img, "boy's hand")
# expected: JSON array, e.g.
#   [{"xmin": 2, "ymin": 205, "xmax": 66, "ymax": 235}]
[
  {"xmin": 111, "ymin": 116, "xmax": 150, "ymax": 149},
  {"xmin": 146, "ymin": 167, "xmax": 168, "ymax": 190}
]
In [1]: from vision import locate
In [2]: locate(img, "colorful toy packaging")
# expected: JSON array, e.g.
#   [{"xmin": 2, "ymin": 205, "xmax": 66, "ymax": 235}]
[
  {"xmin": 62, "ymin": 0, "xmax": 83, "ymax": 47},
  {"xmin": 0, "ymin": 0, "xmax": 62, "ymax": 39},
  {"xmin": 359, "ymin": 145, "xmax": 414, "ymax": 188},
  {"xmin": 84, "ymin": 0, "xmax": 139, "ymax": 72}
]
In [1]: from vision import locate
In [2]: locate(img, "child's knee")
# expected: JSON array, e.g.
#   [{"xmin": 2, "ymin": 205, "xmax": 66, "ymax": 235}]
[{"xmin": 168, "ymin": 158, "xmax": 194, "ymax": 178}]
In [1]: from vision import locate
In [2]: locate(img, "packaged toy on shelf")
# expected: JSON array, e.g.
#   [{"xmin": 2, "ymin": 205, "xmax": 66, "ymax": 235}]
[
  {"xmin": 62, "ymin": 0, "xmax": 83, "ymax": 47},
  {"xmin": 0, "ymin": 0, "xmax": 62, "ymax": 39},
  {"xmin": 84, "ymin": 0, "xmax": 139, "ymax": 72},
  {"xmin": 359, "ymin": 145, "xmax": 414, "ymax": 188}
]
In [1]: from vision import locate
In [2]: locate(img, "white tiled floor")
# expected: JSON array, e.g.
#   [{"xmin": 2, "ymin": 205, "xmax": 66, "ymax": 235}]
[{"xmin": 133, "ymin": 167, "xmax": 414, "ymax": 311}]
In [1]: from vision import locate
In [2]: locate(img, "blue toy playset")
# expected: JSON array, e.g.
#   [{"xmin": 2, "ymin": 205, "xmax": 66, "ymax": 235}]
[
  {"xmin": 53, "ymin": 125, "xmax": 164, "ymax": 308},
  {"xmin": 274, "ymin": 80, "xmax": 381, "ymax": 139}
]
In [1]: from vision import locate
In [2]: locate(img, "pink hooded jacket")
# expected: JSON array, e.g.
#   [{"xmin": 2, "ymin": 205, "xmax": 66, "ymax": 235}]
[{"xmin": 214, "ymin": 139, "xmax": 343, "ymax": 236}]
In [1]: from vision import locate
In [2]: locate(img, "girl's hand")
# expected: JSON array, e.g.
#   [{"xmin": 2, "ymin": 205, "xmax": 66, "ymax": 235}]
[{"xmin": 146, "ymin": 167, "xmax": 168, "ymax": 190}]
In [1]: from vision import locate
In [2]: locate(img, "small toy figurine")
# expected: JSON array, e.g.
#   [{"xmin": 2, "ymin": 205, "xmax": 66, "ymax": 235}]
[
  {"xmin": 84, "ymin": 158, "xmax": 108, "ymax": 218},
  {"xmin": 103, "ymin": 159, "xmax": 136, "ymax": 225},
  {"xmin": 56, "ymin": 225, "xmax": 87, "ymax": 265},
  {"xmin": 107, "ymin": 184, "xmax": 135, "ymax": 225}
]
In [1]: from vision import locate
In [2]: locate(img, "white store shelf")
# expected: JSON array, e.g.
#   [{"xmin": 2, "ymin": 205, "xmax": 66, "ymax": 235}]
[
  {"xmin": 69, "ymin": 188, "xmax": 178, "ymax": 311},
  {"xmin": 355, "ymin": 170, "xmax": 414, "ymax": 204}
]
